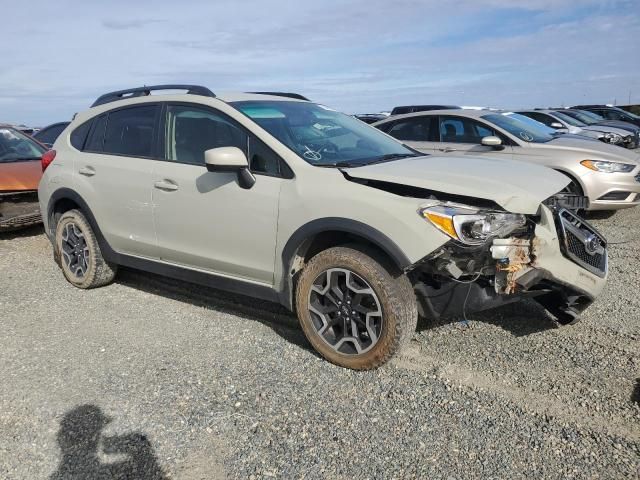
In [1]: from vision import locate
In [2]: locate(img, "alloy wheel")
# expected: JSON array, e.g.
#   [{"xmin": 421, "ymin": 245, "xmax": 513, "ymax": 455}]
[
  {"xmin": 60, "ymin": 222, "xmax": 90, "ymax": 278},
  {"xmin": 307, "ymin": 268, "xmax": 383, "ymax": 355}
]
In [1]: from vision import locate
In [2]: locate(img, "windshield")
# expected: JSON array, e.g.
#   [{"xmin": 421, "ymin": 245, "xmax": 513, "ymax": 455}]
[
  {"xmin": 230, "ymin": 101, "xmax": 418, "ymax": 167},
  {"xmin": 562, "ymin": 110, "xmax": 600, "ymax": 125},
  {"xmin": 482, "ymin": 113, "xmax": 556, "ymax": 143},
  {"xmin": 611, "ymin": 107, "xmax": 640, "ymax": 120},
  {"xmin": 552, "ymin": 111, "xmax": 585, "ymax": 127},
  {"xmin": 0, "ymin": 128, "xmax": 46, "ymax": 162}
]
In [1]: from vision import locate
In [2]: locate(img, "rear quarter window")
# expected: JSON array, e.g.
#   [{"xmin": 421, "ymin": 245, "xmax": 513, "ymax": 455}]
[{"xmin": 70, "ymin": 121, "xmax": 92, "ymax": 150}]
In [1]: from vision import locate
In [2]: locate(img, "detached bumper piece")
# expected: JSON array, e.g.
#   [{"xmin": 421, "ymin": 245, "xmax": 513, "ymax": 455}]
[{"xmin": 0, "ymin": 192, "xmax": 42, "ymax": 232}]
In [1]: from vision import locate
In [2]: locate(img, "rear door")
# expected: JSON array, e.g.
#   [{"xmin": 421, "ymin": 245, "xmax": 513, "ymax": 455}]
[
  {"xmin": 379, "ymin": 116, "xmax": 437, "ymax": 154},
  {"xmin": 435, "ymin": 115, "xmax": 513, "ymax": 158},
  {"xmin": 73, "ymin": 104, "xmax": 159, "ymax": 257}
]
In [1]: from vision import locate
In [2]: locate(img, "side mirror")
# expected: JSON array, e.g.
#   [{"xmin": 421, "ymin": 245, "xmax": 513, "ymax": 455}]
[
  {"xmin": 550, "ymin": 122, "xmax": 564, "ymax": 129},
  {"xmin": 481, "ymin": 136, "xmax": 503, "ymax": 149},
  {"xmin": 204, "ymin": 147, "xmax": 256, "ymax": 189}
]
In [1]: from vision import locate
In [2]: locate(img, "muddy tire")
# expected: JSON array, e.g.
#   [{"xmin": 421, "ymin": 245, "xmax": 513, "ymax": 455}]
[
  {"xmin": 54, "ymin": 209, "xmax": 117, "ymax": 289},
  {"xmin": 295, "ymin": 246, "xmax": 417, "ymax": 370}
]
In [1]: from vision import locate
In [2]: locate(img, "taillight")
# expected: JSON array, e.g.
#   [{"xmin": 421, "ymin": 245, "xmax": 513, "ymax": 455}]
[{"xmin": 41, "ymin": 150, "xmax": 56, "ymax": 171}]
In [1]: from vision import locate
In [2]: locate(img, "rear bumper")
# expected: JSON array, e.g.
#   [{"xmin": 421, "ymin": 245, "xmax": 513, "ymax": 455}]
[{"xmin": 0, "ymin": 191, "xmax": 42, "ymax": 231}]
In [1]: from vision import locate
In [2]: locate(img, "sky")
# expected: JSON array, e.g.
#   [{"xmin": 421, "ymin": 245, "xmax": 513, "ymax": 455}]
[{"xmin": 1, "ymin": 0, "xmax": 639, "ymax": 126}]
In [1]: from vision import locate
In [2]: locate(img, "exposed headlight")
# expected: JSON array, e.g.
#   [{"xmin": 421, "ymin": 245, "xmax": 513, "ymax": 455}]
[
  {"xmin": 603, "ymin": 133, "xmax": 623, "ymax": 144},
  {"xmin": 580, "ymin": 159, "xmax": 636, "ymax": 173},
  {"xmin": 420, "ymin": 204, "xmax": 526, "ymax": 245}
]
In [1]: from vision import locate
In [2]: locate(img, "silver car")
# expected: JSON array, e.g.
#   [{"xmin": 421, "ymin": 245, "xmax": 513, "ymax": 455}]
[
  {"xmin": 374, "ymin": 109, "xmax": 640, "ymax": 210},
  {"xmin": 517, "ymin": 109, "xmax": 635, "ymax": 148},
  {"xmin": 39, "ymin": 86, "xmax": 607, "ymax": 369}
]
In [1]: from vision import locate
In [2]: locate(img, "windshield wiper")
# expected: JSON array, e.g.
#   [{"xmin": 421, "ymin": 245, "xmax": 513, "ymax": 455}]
[
  {"xmin": 366, "ymin": 153, "xmax": 418, "ymax": 164},
  {"xmin": 316, "ymin": 153, "xmax": 418, "ymax": 169}
]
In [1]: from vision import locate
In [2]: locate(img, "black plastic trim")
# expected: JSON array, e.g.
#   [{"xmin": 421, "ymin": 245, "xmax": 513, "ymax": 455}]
[
  {"xmin": 91, "ymin": 84, "xmax": 216, "ymax": 107},
  {"xmin": 278, "ymin": 218, "xmax": 412, "ymax": 308}
]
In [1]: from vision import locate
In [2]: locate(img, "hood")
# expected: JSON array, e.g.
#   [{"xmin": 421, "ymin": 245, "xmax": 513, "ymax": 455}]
[
  {"xmin": 535, "ymin": 136, "xmax": 640, "ymax": 162},
  {"xmin": 593, "ymin": 120, "xmax": 640, "ymax": 134},
  {"xmin": 581, "ymin": 125, "xmax": 632, "ymax": 136},
  {"xmin": 342, "ymin": 155, "xmax": 569, "ymax": 214}
]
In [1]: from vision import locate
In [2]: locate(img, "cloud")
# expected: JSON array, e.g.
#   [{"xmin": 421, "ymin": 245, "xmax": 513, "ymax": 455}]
[
  {"xmin": 0, "ymin": 0, "xmax": 638, "ymax": 124},
  {"xmin": 102, "ymin": 19, "xmax": 163, "ymax": 30}
]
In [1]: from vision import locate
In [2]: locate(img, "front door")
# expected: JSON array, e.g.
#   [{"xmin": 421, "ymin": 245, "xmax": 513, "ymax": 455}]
[
  {"xmin": 152, "ymin": 104, "xmax": 283, "ymax": 285},
  {"xmin": 436, "ymin": 115, "xmax": 513, "ymax": 158}
]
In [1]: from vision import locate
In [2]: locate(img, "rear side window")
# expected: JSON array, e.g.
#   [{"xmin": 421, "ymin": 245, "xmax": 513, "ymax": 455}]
[
  {"xmin": 103, "ymin": 106, "xmax": 158, "ymax": 157},
  {"xmin": 35, "ymin": 123, "xmax": 67, "ymax": 145},
  {"xmin": 85, "ymin": 115, "xmax": 107, "ymax": 152},
  {"xmin": 386, "ymin": 117, "xmax": 433, "ymax": 141},
  {"xmin": 70, "ymin": 121, "xmax": 92, "ymax": 150}
]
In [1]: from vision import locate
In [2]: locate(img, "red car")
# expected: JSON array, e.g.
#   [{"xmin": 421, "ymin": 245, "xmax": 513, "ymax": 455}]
[{"xmin": 0, "ymin": 126, "xmax": 47, "ymax": 231}]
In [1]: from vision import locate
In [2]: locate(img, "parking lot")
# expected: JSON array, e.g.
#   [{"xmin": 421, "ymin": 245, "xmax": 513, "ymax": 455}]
[{"xmin": 1, "ymin": 207, "xmax": 639, "ymax": 479}]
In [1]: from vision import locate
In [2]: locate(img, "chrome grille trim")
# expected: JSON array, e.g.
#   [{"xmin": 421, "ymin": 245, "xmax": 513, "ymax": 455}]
[{"xmin": 556, "ymin": 209, "xmax": 607, "ymax": 277}]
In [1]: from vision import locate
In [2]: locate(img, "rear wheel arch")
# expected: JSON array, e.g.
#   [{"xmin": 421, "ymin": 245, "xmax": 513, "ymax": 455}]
[
  {"xmin": 278, "ymin": 218, "xmax": 412, "ymax": 310},
  {"xmin": 47, "ymin": 188, "xmax": 118, "ymax": 263}
]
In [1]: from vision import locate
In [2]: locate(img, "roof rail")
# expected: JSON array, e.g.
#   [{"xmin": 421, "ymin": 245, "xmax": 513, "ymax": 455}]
[
  {"xmin": 91, "ymin": 84, "xmax": 216, "ymax": 107},
  {"xmin": 249, "ymin": 92, "xmax": 310, "ymax": 101}
]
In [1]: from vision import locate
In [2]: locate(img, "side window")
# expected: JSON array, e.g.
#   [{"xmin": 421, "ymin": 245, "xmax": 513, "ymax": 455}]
[
  {"xmin": 84, "ymin": 115, "xmax": 107, "ymax": 152},
  {"xmin": 103, "ymin": 105, "xmax": 158, "ymax": 157},
  {"xmin": 248, "ymin": 135, "xmax": 290, "ymax": 176},
  {"xmin": 525, "ymin": 112, "xmax": 554, "ymax": 127},
  {"xmin": 439, "ymin": 116, "xmax": 495, "ymax": 143},
  {"xmin": 36, "ymin": 124, "xmax": 66, "ymax": 144},
  {"xmin": 603, "ymin": 110, "xmax": 624, "ymax": 121},
  {"xmin": 70, "ymin": 121, "xmax": 92, "ymax": 150},
  {"xmin": 165, "ymin": 105, "xmax": 247, "ymax": 165},
  {"xmin": 386, "ymin": 117, "xmax": 432, "ymax": 141}
]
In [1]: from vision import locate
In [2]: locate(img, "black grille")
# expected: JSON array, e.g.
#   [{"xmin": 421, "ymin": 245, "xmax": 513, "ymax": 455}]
[
  {"xmin": 565, "ymin": 229, "xmax": 607, "ymax": 272},
  {"xmin": 557, "ymin": 209, "xmax": 607, "ymax": 277}
]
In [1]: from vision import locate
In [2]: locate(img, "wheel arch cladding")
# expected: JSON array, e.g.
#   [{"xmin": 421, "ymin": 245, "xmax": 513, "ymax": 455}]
[
  {"xmin": 278, "ymin": 218, "xmax": 412, "ymax": 310},
  {"xmin": 47, "ymin": 188, "xmax": 118, "ymax": 262}
]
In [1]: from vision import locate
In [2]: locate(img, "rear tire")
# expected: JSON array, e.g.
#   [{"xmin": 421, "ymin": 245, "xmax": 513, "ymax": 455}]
[
  {"xmin": 295, "ymin": 246, "xmax": 417, "ymax": 370},
  {"xmin": 54, "ymin": 209, "xmax": 117, "ymax": 289}
]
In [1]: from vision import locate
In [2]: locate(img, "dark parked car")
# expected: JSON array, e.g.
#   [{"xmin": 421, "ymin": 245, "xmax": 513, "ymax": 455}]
[
  {"xmin": 390, "ymin": 105, "xmax": 460, "ymax": 115},
  {"xmin": 572, "ymin": 105, "xmax": 640, "ymax": 128},
  {"xmin": 558, "ymin": 109, "xmax": 640, "ymax": 149},
  {"xmin": 33, "ymin": 121, "xmax": 70, "ymax": 148},
  {"xmin": 354, "ymin": 114, "xmax": 388, "ymax": 124}
]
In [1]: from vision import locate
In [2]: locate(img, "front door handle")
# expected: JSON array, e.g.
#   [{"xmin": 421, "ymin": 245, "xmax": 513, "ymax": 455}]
[
  {"xmin": 154, "ymin": 180, "xmax": 179, "ymax": 191},
  {"xmin": 78, "ymin": 166, "xmax": 95, "ymax": 177},
  {"xmin": 438, "ymin": 147, "xmax": 457, "ymax": 153}
]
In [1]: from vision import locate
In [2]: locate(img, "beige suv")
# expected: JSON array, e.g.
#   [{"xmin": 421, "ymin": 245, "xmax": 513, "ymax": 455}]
[{"xmin": 39, "ymin": 85, "xmax": 608, "ymax": 369}]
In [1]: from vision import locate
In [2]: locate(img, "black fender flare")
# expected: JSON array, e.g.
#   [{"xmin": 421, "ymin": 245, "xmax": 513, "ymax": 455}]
[
  {"xmin": 46, "ymin": 187, "xmax": 120, "ymax": 263},
  {"xmin": 278, "ymin": 217, "xmax": 412, "ymax": 309}
]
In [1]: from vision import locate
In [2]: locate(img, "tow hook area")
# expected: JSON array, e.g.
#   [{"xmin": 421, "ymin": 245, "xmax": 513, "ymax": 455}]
[{"xmin": 490, "ymin": 238, "xmax": 533, "ymax": 294}]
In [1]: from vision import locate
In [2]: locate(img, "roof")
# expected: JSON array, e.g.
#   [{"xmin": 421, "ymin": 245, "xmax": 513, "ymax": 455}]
[{"xmin": 377, "ymin": 108, "xmax": 502, "ymax": 123}]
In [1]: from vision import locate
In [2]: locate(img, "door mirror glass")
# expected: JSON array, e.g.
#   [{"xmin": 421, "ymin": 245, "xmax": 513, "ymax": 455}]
[
  {"xmin": 481, "ymin": 135, "xmax": 502, "ymax": 147},
  {"xmin": 205, "ymin": 147, "xmax": 249, "ymax": 171},
  {"xmin": 550, "ymin": 122, "xmax": 564, "ymax": 129}
]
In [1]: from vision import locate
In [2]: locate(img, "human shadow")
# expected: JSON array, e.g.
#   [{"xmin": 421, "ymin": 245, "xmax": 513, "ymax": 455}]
[
  {"xmin": 50, "ymin": 405, "xmax": 167, "ymax": 480},
  {"xmin": 116, "ymin": 268, "xmax": 310, "ymax": 352}
]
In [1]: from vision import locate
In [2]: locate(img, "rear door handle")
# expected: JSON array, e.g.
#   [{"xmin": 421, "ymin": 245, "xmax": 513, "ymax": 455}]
[
  {"xmin": 438, "ymin": 147, "xmax": 457, "ymax": 153},
  {"xmin": 154, "ymin": 180, "xmax": 179, "ymax": 191},
  {"xmin": 78, "ymin": 166, "xmax": 95, "ymax": 177}
]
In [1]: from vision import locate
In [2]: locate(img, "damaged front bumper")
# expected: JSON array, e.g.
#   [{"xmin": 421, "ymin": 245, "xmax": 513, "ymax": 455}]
[
  {"xmin": 412, "ymin": 205, "xmax": 607, "ymax": 325},
  {"xmin": 0, "ymin": 191, "xmax": 42, "ymax": 231}
]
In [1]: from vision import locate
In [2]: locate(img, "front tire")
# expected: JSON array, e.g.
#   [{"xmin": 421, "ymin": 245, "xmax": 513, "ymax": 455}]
[
  {"xmin": 295, "ymin": 246, "xmax": 417, "ymax": 370},
  {"xmin": 54, "ymin": 209, "xmax": 117, "ymax": 289}
]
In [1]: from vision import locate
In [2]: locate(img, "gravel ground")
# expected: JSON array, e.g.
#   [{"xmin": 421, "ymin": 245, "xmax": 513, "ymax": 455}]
[{"xmin": 1, "ymin": 208, "xmax": 639, "ymax": 479}]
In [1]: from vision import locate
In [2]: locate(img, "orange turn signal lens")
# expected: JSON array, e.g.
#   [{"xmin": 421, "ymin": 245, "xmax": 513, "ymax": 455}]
[{"xmin": 422, "ymin": 211, "xmax": 458, "ymax": 239}]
